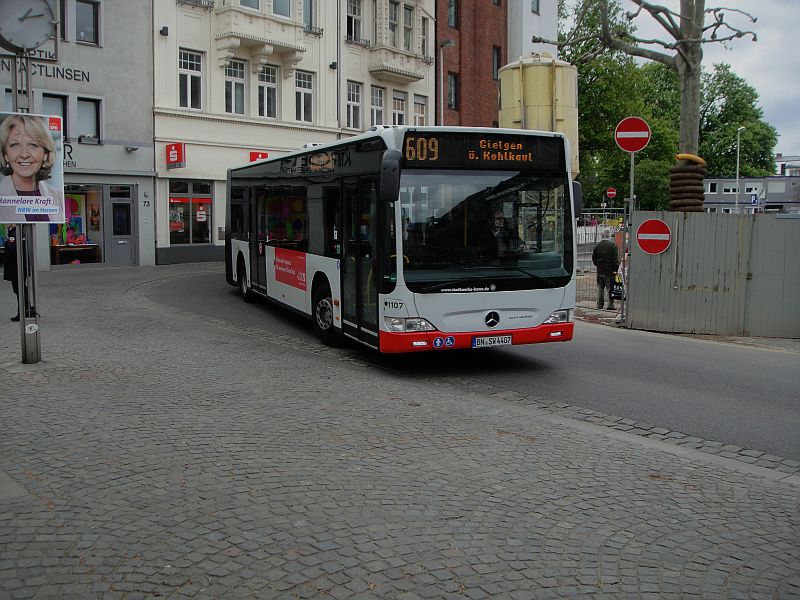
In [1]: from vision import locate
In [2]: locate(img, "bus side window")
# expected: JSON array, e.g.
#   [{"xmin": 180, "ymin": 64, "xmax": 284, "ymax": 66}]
[{"xmin": 323, "ymin": 184, "xmax": 341, "ymax": 258}]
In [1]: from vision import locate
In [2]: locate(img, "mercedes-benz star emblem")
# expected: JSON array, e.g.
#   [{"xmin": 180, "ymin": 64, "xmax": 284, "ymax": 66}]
[{"xmin": 485, "ymin": 311, "xmax": 500, "ymax": 328}]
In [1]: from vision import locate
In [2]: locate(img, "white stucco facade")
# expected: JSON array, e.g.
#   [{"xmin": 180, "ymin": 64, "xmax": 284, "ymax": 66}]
[
  {"xmin": 507, "ymin": 0, "xmax": 558, "ymax": 61},
  {"xmin": 153, "ymin": 0, "xmax": 435, "ymax": 262}
]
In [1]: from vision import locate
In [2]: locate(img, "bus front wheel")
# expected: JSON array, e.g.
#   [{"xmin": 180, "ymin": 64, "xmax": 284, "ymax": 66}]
[
  {"xmin": 238, "ymin": 260, "xmax": 255, "ymax": 303},
  {"xmin": 313, "ymin": 285, "xmax": 343, "ymax": 346}
]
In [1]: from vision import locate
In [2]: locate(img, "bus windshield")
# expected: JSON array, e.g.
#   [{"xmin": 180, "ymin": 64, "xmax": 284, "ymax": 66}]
[{"xmin": 398, "ymin": 169, "xmax": 573, "ymax": 293}]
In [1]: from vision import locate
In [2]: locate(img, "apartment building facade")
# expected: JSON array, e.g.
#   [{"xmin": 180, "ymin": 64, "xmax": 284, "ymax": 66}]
[
  {"xmin": 508, "ymin": 0, "xmax": 558, "ymax": 60},
  {"xmin": 0, "ymin": 0, "xmax": 156, "ymax": 269},
  {"xmin": 704, "ymin": 176, "xmax": 800, "ymax": 213},
  {"xmin": 154, "ymin": 0, "xmax": 435, "ymax": 263}
]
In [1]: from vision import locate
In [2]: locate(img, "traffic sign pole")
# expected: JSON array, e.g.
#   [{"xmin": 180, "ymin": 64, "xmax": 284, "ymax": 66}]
[
  {"xmin": 621, "ymin": 154, "xmax": 635, "ymax": 324},
  {"xmin": 614, "ymin": 117, "xmax": 651, "ymax": 325}
]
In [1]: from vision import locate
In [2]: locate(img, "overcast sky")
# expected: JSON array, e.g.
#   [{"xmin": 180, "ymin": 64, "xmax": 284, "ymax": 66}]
[{"xmin": 625, "ymin": 0, "xmax": 799, "ymax": 157}]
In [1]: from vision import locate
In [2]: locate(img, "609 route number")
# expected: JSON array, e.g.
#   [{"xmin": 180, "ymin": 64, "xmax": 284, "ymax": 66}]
[{"xmin": 405, "ymin": 136, "xmax": 439, "ymax": 161}]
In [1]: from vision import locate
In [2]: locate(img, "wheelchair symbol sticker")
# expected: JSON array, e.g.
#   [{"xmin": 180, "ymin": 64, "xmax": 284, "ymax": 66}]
[{"xmin": 444, "ymin": 336, "xmax": 455, "ymax": 347}]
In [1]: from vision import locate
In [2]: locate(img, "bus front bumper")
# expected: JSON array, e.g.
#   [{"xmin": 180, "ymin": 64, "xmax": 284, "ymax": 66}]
[{"xmin": 378, "ymin": 322, "xmax": 574, "ymax": 353}]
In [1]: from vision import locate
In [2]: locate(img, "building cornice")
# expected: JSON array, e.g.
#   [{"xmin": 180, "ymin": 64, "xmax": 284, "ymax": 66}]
[{"xmin": 153, "ymin": 107, "xmax": 351, "ymax": 140}]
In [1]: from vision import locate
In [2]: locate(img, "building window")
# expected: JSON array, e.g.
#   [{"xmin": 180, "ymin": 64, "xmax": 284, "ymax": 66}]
[
  {"xmin": 76, "ymin": 0, "xmax": 99, "ymax": 44},
  {"xmin": 273, "ymin": 0, "xmax": 290, "ymax": 17},
  {"xmin": 179, "ymin": 49, "xmax": 203, "ymax": 110},
  {"xmin": 413, "ymin": 95, "xmax": 426, "ymax": 125},
  {"xmin": 447, "ymin": 73, "xmax": 458, "ymax": 109},
  {"xmin": 492, "ymin": 46, "xmax": 501, "ymax": 80},
  {"xmin": 303, "ymin": 0, "xmax": 316, "ymax": 28},
  {"xmin": 421, "ymin": 17, "xmax": 429, "ymax": 56},
  {"xmin": 225, "ymin": 59, "xmax": 246, "ymax": 115},
  {"xmin": 347, "ymin": 0, "xmax": 362, "ymax": 41},
  {"xmin": 392, "ymin": 91, "xmax": 407, "ymax": 125},
  {"xmin": 59, "ymin": 0, "xmax": 67, "ymax": 39},
  {"xmin": 403, "ymin": 5, "xmax": 414, "ymax": 51},
  {"xmin": 346, "ymin": 81, "xmax": 362, "ymax": 129},
  {"xmin": 708, "ymin": 182, "xmax": 717, "ymax": 193},
  {"xmin": 169, "ymin": 180, "xmax": 212, "ymax": 245},
  {"xmin": 77, "ymin": 97, "xmax": 100, "ymax": 140},
  {"xmin": 371, "ymin": 86, "xmax": 385, "ymax": 125},
  {"xmin": 295, "ymin": 71, "xmax": 313, "ymax": 122},
  {"xmin": 388, "ymin": 1, "xmax": 399, "ymax": 47},
  {"xmin": 447, "ymin": 0, "xmax": 458, "ymax": 27},
  {"xmin": 240, "ymin": 0, "xmax": 259, "ymax": 9},
  {"xmin": 42, "ymin": 94, "xmax": 68, "ymax": 136},
  {"xmin": 531, "ymin": 0, "xmax": 539, "ymax": 14},
  {"xmin": 258, "ymin": 65, "xmax": 278, "ymax": 118}
]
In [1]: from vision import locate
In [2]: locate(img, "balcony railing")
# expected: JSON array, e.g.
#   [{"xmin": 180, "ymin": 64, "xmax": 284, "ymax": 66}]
[
  {"xmin": 304, "ymin": 25, "xmax": 324, "ymax": 36},
  {"xmin": 177, "ymin": 0, "xmax": 215, "ymax": 10},
  {"xmin": 345, "ymin": 35, "xmax": 371, "ymax": 48}
]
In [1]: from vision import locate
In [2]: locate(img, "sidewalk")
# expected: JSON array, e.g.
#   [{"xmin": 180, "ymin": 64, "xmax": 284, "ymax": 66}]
[
  {"xmin": 575, "ymin": 305, "xmax": 800, "ymax": 354},
  {"xmin": 1, "ymin": 265, "xmax": 798, "ymax": 599}
]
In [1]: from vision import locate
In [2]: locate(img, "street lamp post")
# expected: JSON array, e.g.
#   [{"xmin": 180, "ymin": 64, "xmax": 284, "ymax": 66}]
[
  {"xmin": 735, "ymin": 126, "xmax": 746, "ymax": 213},
  {"xmin": 439, "ymin": 39, "xmax": 455, "ymax": 125}
]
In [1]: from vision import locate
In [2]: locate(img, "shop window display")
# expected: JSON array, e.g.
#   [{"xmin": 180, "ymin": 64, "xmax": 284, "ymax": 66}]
[
  {"xmin": 49, "ymin": 187, "xmax": 103, "ymax": 264},
  {"xmin": 169, "ymin": 179, "xmax": 212, "ymax": 245}
]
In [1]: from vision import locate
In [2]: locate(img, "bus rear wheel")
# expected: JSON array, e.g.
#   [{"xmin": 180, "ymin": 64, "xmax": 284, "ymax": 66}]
[{"xmin": 313, "ymin": 285, "xmax": 343, "ymax": 346}]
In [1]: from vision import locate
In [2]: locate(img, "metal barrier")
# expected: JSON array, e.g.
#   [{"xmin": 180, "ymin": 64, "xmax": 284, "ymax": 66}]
[{"xmin": 576, "ymin": 222, "xmax": 624, "ymax": 313}]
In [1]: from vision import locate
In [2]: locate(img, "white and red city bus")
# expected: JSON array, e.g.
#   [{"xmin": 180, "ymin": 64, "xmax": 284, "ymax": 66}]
[{"xmin": 225, "ymin": 126, "xmax": 579, "ymax": 353}]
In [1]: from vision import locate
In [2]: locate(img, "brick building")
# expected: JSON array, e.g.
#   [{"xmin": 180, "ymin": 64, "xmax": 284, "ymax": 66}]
[{"xmin": 436, "ymin": 0, "xmax": 507, "ymax": 127}]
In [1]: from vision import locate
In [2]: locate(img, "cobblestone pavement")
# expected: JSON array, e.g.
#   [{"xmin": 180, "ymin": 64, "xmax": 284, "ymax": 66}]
[{"xmin": 1, "ymin": 264, "xmax": 798, "ymax": 600}]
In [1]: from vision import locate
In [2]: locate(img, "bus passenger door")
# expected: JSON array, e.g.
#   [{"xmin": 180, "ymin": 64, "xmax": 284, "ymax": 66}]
[
  {"xmin": 342, "ymin": 176, "xmax": 379, "ymax": 347},
  {"xmin": 252, "ymin": 190, "xmax": 268, "ymax": 294}
]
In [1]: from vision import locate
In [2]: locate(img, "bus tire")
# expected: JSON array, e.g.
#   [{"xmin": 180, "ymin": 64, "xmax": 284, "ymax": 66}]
[
  {"xmin": 312, "ymin": 284, "xmax": 343, "ymax": 346},
  {"xmin": 238, "ymin": 258, "xmax": 255, "ymax": 303}
]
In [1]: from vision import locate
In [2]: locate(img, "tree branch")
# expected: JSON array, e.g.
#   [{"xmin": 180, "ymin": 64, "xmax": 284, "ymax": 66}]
[
  {"xmin": 600, "ymin": 1, "xmax": 676, "ymax": 67},
  {"xmin": 534, "ymin": 0, "xmax": 756, "ymax": 72},
  {"xmin": 629, "ymin": 0, "xmax": 682, "ymax": 40}
]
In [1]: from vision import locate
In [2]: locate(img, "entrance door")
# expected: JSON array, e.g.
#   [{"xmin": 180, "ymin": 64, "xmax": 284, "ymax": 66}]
[
  {"xmin": 342, "ymin": 176, "xmax": 379, "ymax": 347},
  {"xmin": 104, "ymin": 185, "xmax": 138, "ymax": 266},
  {"xmin": 252, "ymin": 189, "xmax": 268, "ymax": 293}
]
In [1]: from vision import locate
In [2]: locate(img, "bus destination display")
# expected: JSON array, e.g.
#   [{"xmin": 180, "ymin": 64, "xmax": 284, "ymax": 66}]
[{"xmin": 403, "ymin": 132, "xmax": 564, "ymax": 170}]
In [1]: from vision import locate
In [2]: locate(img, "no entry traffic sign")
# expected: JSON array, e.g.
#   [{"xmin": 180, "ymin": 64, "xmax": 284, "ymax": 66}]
[
  {"xmin": 636, "ymin": 219, "xmax": 671, "ymax": 255},
  {"xmin": 607, "ymin": 187, "xmax": 617, "ymax": 199},
  {"xmin": 615, "ymin": 117, "xmax": 651, "ymax": 153}
]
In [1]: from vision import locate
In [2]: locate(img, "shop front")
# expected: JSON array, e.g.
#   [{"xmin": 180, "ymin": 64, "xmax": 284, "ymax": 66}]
[{"xmin": 48, "ymin": 183, "xmax": 139, "ymax": 267}]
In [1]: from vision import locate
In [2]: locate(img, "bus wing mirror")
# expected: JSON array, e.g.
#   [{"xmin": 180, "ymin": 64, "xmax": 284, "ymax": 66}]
[
  {"xmin": 571, "ymin": 180, "xmax": 583, "ymax": 218},
  {"xmin": 380, "ymin": 149, "xmax": 403, "ymax": 203}
]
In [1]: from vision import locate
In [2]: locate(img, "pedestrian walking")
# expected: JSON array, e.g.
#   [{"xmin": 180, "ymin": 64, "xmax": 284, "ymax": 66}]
[
  {"xmin": 591, "ymin": 229, "xmax": 619, "ymax": 310},
  {"xmin": 3, "ymin": 225, "xmax": 19, "ymax": 321}
]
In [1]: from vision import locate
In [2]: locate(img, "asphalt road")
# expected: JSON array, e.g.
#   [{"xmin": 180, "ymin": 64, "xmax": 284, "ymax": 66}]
[{"xmin": 147, "ymin": 269, "xmax": 800, "ymax": 461}]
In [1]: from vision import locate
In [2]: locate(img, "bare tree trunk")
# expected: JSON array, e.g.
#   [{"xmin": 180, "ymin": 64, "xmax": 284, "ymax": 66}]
[
  {"xmin": 676, "ymin": 0, "xmax": 704, "ymax": 154},
  {"xmin": 677, "ymin": 57, "xmax": 701, "ymax": 154}
]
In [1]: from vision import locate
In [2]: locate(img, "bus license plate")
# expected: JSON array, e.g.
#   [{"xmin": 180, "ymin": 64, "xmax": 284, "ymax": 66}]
[{"xmin": 472, "ymin": 335, "xmax": 512, "ymax": 348}]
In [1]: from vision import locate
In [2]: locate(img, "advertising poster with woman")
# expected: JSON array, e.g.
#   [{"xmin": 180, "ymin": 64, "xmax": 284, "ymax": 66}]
[{"xmin": 0, "ymin": 112, "xmax": 65, "ymax": 224}]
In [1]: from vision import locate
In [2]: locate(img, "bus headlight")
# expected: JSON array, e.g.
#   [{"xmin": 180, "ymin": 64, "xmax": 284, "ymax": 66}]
[
  {"xmin": 385, "ymin": 317, "xmax": 436, "ymax": 332},
  {"xmin": 543, "ymin": 309, "xmax": 571, "ymax": 324}
]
